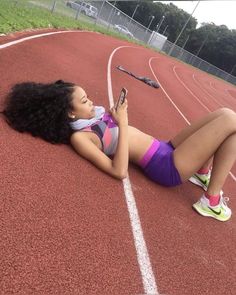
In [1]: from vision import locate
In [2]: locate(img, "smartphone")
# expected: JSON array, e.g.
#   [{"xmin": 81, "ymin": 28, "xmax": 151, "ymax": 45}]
[{"xmin": 115, "ymin": 87, "xmax": 128, "ymax": 110}]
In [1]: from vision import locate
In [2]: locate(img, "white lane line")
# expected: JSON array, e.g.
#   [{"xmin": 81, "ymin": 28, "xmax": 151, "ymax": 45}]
[
  {"xmin": 1, "ymin": 31, "xmax": 159, "ymax": 295},
  {"xmin": 148, "ymin": 58, "xmax": 190, "ymax": 124},
  {"xmin": 209, "ymin": 81, "xmax": 234, "ymax": 102},
  {"xmin": 225, "ymin": 88, "xmax": 236, "ymax": 101},
  {"xmin": 107, "ymin": 45, "xmax": 131, "ymax": 106},
  {"xmin": 225, "ymin": 88, "xmax": 229, "ymax": 95},
  {"xmin": 172, "ymin": 66, "xmax": 211, "ymax": 112},
  {"xmin": 149, "ymin": 58, "xmax": 236, "ymax": 183},
  {"xmin": 108, "ymin": 45, "xmax": 159, "ymax": 295},
  {"xmin": 192, "ymin": 74, "xmax": 224, "ymax": 108},
  {"xmin": 193, "ymin": 74, "xmax": 234, "ymax": 108},
  {"xmin": 0, "ymin": 30, "xmax": 96, "ymax": 49},
  {"xmin": 209, "ymin": 81, "xmax": 233, "ymax": 100},
  {"xmin": 210, "ymin": 82, "xmax": 217, "ymax": 91},
  {"xmin": 229, "ymin": 172, "xmax": 236, "ymax": 181}
]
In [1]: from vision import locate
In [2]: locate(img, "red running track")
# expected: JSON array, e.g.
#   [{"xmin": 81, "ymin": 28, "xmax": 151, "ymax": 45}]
[{"xmin": 0, "ymin": 29, "xmax": 236, "ymax": 295}]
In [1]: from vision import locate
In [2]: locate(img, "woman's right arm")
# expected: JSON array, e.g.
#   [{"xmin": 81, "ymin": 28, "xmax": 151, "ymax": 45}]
[
  {"xmin": 70, "ymin": 99, "xmax": 129, "ymax": 180},
  {"xmin": 109, "ymin": 99, "xmax": 129, "ymax": 179}
]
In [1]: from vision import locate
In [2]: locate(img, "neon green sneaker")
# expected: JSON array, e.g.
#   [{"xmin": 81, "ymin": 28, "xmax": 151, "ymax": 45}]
[
  {"xmin": 192, "ymin": 193, "xmax": 231, "ymax": 222},
  {"xmin": 189, "ymin": 171, "xmax": 211, "ymax": 191}
]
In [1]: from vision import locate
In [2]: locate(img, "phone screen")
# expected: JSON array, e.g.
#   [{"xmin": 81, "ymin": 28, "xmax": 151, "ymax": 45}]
[{"xmin": 115, "ymin": 87, "xmax": 128, "ymax": 110}]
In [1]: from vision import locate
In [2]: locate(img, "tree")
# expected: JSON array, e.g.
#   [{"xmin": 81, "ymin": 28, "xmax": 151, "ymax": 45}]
[
  {"xmin": 186, "ymin": 23, "xmax": 236, "ymax": 73},
  {"xmin": 109, "ymin": 1, "xmax": 236, "ymax": 73},
  {"xmin": 110, "ymin": 1, "xmax": 197, "ymax": 43}
]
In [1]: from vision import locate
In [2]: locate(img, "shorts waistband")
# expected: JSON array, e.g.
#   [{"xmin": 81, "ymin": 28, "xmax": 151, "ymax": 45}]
[{"xmin": 139, "ymin": 139, "xmax": 160, "ymax": 169}]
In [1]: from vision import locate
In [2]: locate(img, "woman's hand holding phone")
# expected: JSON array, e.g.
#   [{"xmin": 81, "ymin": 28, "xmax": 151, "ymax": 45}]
[
  {"xmin": 109, "ymin": 88, "xmax": 128, "ymax": 126},
  {"xmin": 115, "ymin": 88, "xmax": 128, "ymax": 110}
]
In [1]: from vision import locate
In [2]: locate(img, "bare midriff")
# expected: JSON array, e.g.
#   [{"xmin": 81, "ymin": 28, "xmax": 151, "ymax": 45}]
[
  {"xmin": 127, "ymin": 126, "xmax": 155, "ymax": 164},
  {"xmin": 82, "ymin": 125, "xmax": 155, "ymax": 165}
]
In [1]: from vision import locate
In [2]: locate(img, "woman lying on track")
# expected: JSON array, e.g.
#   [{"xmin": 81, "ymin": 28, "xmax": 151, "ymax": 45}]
[{"xmin": 2, "ymin": 80, "xmax": 236, "ymax": 222}]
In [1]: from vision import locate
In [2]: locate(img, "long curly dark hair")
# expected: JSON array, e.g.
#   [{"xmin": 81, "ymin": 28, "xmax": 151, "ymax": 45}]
[{"xmin": 2, "ymin": 80, "xmax": 76, "ymax": 144}]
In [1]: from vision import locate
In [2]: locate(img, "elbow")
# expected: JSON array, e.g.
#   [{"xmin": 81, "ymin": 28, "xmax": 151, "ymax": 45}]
[
  {"xmin": 118, "ymin": 171, "xmax": 128, "ymax": 180},
  {"xmin": 113, "ymin": 169, "xmax": 127, "ymax": 180},
  {"xmin": 112, "ymin": 164, "xmax": 128, "ymax": 180}
]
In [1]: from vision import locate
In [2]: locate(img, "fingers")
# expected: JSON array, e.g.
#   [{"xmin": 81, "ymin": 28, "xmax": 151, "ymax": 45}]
[
  {"xmin": 121, "ymin": 99, "xmax": 128, "ymax": 109},
  {"xmin": 110, "ymin": 108, "xmax": 116, "ymax": 113},
  {"xmin": 110, "ymin": 99, "xmax": 128, "ymax": 112},
  {"xmin": 118, "ymin": 99, "xmax": 128, "ymax": 108}
]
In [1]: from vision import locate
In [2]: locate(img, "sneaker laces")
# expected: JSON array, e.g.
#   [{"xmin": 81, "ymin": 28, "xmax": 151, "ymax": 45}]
[
  {"xmin": 222, "ymin": 196, "xmax": 229, "ymax": 204},
  {"xmin": 220, "ymin": 192, "xmax": 230, "ymax": 206}
]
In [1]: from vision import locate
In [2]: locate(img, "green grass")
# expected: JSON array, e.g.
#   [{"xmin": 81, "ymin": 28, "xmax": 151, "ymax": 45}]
[
  {"xmin": 0, "ymin": 0, "xmax": 148, "ymax": 49},
  {"xmin": 0, "ymin": 0, "xmax": 91, "ymax": 33}
]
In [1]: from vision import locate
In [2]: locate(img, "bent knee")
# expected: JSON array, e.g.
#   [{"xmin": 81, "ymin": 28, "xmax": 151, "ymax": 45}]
[
  {"xmin": 221, "ymin": 112, "xmax": 236, "ymax": 131},
  {"xmin": 218, "ymin": 107, "xmax": 235, "ymax": 116}
]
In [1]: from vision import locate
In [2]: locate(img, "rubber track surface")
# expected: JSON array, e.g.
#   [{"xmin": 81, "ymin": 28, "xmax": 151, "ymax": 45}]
[{"xmin": 0, "ymin": 29, "xmax": 236, "ymax": 295}]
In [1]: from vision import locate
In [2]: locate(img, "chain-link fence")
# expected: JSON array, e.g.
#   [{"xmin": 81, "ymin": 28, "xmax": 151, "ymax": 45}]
[
  {"xmin": 14, "ymin": 0, "xmax": 236, "ymax": 86},
  {"xmin": 162, "ymin": 40, "xmax": 236, "ymax": 86}
]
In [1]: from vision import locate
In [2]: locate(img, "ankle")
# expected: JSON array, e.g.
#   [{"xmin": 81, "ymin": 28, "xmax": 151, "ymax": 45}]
[
  {"xmin": 205, "ymin": 192, "xmax": 220, "ymax": 206},
  {"xmin": 197, "ymin": 167, "xmax": 210, "ymax": 175}
]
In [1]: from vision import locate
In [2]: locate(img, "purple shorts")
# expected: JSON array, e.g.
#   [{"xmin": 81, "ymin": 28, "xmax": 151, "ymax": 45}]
[{"xmin": 139, "ymin": 139, "xmax": 182, "ymax": 187}]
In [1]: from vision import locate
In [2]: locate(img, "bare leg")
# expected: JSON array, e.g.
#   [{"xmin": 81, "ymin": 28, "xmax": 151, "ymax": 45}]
[
  {"xmin": 170, "ymin": 108, "xmax": 235, "ymax": 171},
  {"xmin": 170, "ymin": 108, "xmax": 235, "ymax": 147},
  {"xmin": 197, "ymin": 156, "xmax": 213, "ymax": 172},
  {"xmin": 173, "ymin": 112, "xmax": 236, "ymax": 195},
  {"xmin": 207, "ymin": 133, "xmax": 236, "ymax": 195}
]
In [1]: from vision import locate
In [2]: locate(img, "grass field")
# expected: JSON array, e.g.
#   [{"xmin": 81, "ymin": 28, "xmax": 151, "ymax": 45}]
[{"xmin": 0, "ymin": 0, "xmax": 143, "ymax": 46}]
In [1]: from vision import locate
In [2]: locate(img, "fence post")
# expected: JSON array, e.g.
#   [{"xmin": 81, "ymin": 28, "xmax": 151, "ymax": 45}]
[
  {"xmin": 75, "ymin": 1, "xmax": 85, "ymax": 20},
  {"xmin": 106, "ymin": 4, "xmax": 116, "ymax": 30},
  {"xmin": 95, "ymin": 0, "xmax": 105, "ymax": 26},
  {"xmin": 51, "ymin": 0, "xmax": 56, "ymax": 13}
]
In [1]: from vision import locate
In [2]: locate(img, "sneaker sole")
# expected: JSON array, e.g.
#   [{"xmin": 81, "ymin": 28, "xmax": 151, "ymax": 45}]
[
  {"xmin": 189, "ymin": 176, "xmax": 208, "ymax": 191},
  {"xmin": 192, "ymin": 202, "xmax": 231, "ymax": 222}
]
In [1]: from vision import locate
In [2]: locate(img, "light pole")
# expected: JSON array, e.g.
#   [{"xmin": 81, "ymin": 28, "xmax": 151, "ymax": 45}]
[
  {"xmin": 188, "ymin": 31, "xmax": 209, "ymax": 64},
  {"xmin": 147, "ymin": 15, "xmax": 164, "ymax": 45},
  {"xmin": 226, "ymin": 63, "xmax": 236, "ymax": 81},
  {"xmin": 145, "ymin": 15, "xmax": 155, "ymax": 33},
  {"xmin": 178, "ymin": 34, "xmax": 189, "ymax": 59},
  {"xmin": 230, "ymin": 64, "xmax": 236, "ymax": 76},
  {"xmin": 131, "ymin": 3, "xmax": 139, "ymax": 19},
  {"xmin": 128, "ymin": 3, "xmax": 140, "ymax": 29},
  {"xmin": 183, "ymin": 35, "xmax": 190, "ymax": 49},
  {"xmin": 169, "ymin": 0, "xmax": 200, "ymax": 55},
  {"xmin": 196, "ymin": 35, "xmax": 208, "ymax": 57},
  {"xmin": 196, "ymin": 22, "xmax": 214, "ymax": 56},
  {"xmin": 156, "ymin": 15, "xmax": 165, "ymax": 32},
  {"xmin": 162, "ymin": 24, "xmax": 168, "ymax": 35}
]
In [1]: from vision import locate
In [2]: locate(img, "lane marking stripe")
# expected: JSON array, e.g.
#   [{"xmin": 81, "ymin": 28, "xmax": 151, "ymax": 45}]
[
  {"xmin": 192, "ymin": 74, "xmax": 224, "ymax": 108},
  {"xmin": 148, "ymin": 57, "xmax": 190, "ymax": 124},
  {"xmin": 173, "ymin": 66, "xmax": 211, "ymax": 112},
  {"xmin": 0, "ymin": 30, "xmax": 93, "ymax": 49},
  {"xmin": 107, "ymin": 45, "xmax": 159, "ymax": 295}
]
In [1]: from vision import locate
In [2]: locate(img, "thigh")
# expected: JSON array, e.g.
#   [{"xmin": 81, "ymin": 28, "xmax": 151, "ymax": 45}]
[
  {"xmin": 170, "ymin": 108, "xmax": 234, "ymax": 148},
  {"xmin": 173, "ymin": 113, "xmax": 236, "ymax": 181}
]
